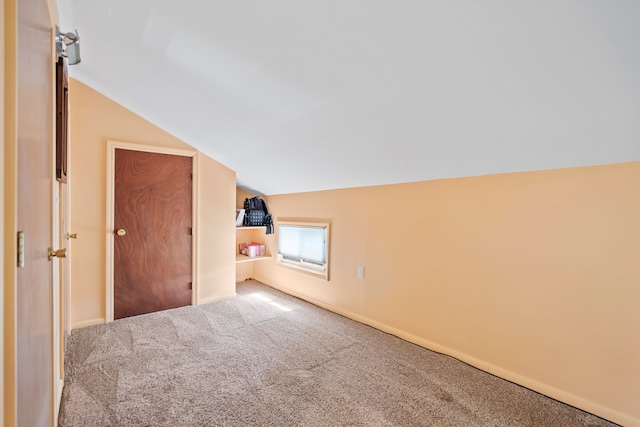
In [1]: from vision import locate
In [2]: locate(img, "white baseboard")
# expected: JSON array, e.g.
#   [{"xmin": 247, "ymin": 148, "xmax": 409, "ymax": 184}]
[
  {"xmin": 197, "ymin": 293, "xmax": 237, "ymax": 305},
  {"xmin": 259, "ymin": 280, "xmax": 638, "ymax": 427},
  {"xmin": 71, "ymin": 318, "xmax": 105, "ymax": 330}
]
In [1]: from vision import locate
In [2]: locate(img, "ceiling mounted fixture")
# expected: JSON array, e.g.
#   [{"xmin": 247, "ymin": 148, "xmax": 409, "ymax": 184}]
[{"xmin": 56, "ymin": 27, "xmax": 81, "ymax": 65}]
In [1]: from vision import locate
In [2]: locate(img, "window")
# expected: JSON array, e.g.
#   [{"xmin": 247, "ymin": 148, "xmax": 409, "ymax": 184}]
[{"xmin": 277, "ymin": 221, "xmax": 330, "ymax": 280}]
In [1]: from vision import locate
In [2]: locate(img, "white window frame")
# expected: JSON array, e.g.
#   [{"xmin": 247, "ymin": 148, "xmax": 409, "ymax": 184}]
[{"xmin": 277, "ymin": 220, "xmax": 330, "ymax": 281}]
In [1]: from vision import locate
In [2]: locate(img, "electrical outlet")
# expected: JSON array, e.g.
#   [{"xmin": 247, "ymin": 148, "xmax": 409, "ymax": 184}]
[{"xmin": 357, "ymin": 265, "xmax": 365, "ymax": 279}]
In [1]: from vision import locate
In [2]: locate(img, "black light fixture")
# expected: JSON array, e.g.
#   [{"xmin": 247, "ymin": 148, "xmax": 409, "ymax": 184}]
[{"xmin": 56, "ymin": 27, "xmax": 81, "ymax": 65}]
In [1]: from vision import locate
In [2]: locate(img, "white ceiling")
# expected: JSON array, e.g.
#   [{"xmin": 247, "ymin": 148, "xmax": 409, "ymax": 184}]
[{"xmin": 58, "ymin": 0, "xmax": 640, "ymax": 196}]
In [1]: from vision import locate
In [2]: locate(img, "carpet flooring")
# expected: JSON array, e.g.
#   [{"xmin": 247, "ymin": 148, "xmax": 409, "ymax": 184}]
[{"xmin": 58, "ymin": 280, "xmax": 618, "ymax": 426}]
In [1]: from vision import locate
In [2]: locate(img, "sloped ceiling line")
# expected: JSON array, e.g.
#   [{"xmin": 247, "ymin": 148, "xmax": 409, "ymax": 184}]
[{"xmin": 59, "ymin": 0, "xmax": 640, "ymax": 195}]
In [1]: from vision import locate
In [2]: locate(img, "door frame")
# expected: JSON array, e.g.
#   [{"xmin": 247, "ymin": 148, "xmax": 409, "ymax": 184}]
[
  {"xmin": 50, "ymin": 26, "xmax": 64, "ymax": 418},
  {"xmin": 105, "ymin": 140, "xmax": 199, "ymax": 323}
]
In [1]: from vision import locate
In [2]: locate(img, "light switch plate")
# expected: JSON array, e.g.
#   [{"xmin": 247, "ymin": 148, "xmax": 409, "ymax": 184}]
[{"xmin": 17, "ymin": 231, "xmax": 25, "ymax": 268}]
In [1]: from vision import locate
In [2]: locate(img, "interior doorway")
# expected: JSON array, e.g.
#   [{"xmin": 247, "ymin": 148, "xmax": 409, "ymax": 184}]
[{"xmin": 106, "ymin": 142, "xmax": 198, "ymax": 321}]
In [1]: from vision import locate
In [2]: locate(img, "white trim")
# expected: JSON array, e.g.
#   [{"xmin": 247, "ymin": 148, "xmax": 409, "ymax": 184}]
[
  {"xmin": 2, "ymin": 2, "xmax": 18, "ymax": 423},
  {"xmin": 106, "ymin": 144, "xmax": 115, "ymax": 322},
  {"xmin": 0, "ymin": 0, "xmax": 5, "ymax": 421},
  {"xmin": 276, "ymin": 219, "xmax": 330, "ymax": 281},
  {"xmin": 191, "ymin": 153, "xmax": 200, "ymax": 305},
  {"xmin": 54, "ymin": 378, "xmax": 63, "ymax": 422},
  {"xmin": 49, "ymin": 27, "xmax": 62, "ymax": 424},
  {"xmin": 71, "ymin": 318, "xmax": 105, "ymax": 330},
  {"xmin": 197, "ymin": 293, "xmax": 237, "ymax": 305},
  {"xmin": 105, "ymin": 141, "xmax": 198, "ymax": 322}
]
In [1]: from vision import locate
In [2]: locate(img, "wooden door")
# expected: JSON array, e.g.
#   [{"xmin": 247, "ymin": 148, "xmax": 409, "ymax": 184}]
[
  {"xmin": 114, "ymin": 149, "xmax": 193, "ymax": 319},
  {"xmin": 16, "ymin": 0, "xmax": 54, "ymax": 423}
]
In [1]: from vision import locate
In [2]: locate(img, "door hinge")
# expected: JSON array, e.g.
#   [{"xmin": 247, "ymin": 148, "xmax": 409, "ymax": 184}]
[{"xmin": 188, "ymin": 282, "xmax": 193, "ymax": 290}]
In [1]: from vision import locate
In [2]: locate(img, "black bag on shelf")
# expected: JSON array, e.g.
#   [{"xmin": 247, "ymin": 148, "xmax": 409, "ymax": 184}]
[
  {"xmin": 246, "ymin": 210, "xmax": 265, "ymax": 227},
  {"xmin": 243, "ymin": 196, "xmax": 273, "ymax": 234}
]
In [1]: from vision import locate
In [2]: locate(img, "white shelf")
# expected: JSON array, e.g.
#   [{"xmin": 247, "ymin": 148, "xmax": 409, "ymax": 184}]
[
  {"xmin": 236, "ymin": 223, "xmax": 269, "ymax": 266},
  {"xmin": 236, "ymin": 254, "xmax": 271, "ymax": 264}
]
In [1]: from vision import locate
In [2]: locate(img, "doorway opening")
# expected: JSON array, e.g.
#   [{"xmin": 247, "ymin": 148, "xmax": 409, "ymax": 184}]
[{"xmin": 106, "ymin": 141, "xmax": 199, "ymax": 322}]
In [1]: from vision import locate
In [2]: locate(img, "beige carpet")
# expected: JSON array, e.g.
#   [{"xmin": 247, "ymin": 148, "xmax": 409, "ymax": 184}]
[{"xmin": 58, "ymin": 280, "xmax": 618, "ymax": 426}]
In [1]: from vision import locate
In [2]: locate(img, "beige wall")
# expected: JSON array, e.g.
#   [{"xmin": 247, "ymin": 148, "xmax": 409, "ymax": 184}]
[
  {"xmin": 254, "ymin": 161, "xmax": 640, "ymax": 426},
  {"xmin": 68, "ymin": 79, "xmax": 236, "ymax": 327},
  {"xmin": 236, "ymin": 188, "xmax": 253, "ymax": 210}
]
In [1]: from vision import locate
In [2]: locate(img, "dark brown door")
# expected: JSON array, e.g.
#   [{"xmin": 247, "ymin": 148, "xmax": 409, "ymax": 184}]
[
  {"xmin": 16, "ymin": 0, "xmax": 54, "ymax": 423},
  {"xmin": 114, "ymin": 149, "xmax": 193, "ymax": 319}
]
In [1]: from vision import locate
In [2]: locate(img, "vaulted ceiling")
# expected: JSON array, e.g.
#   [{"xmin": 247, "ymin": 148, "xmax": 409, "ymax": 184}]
[{"xmin": 58, "ymin": 0, "xmax": 640, "ymax": 195}]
